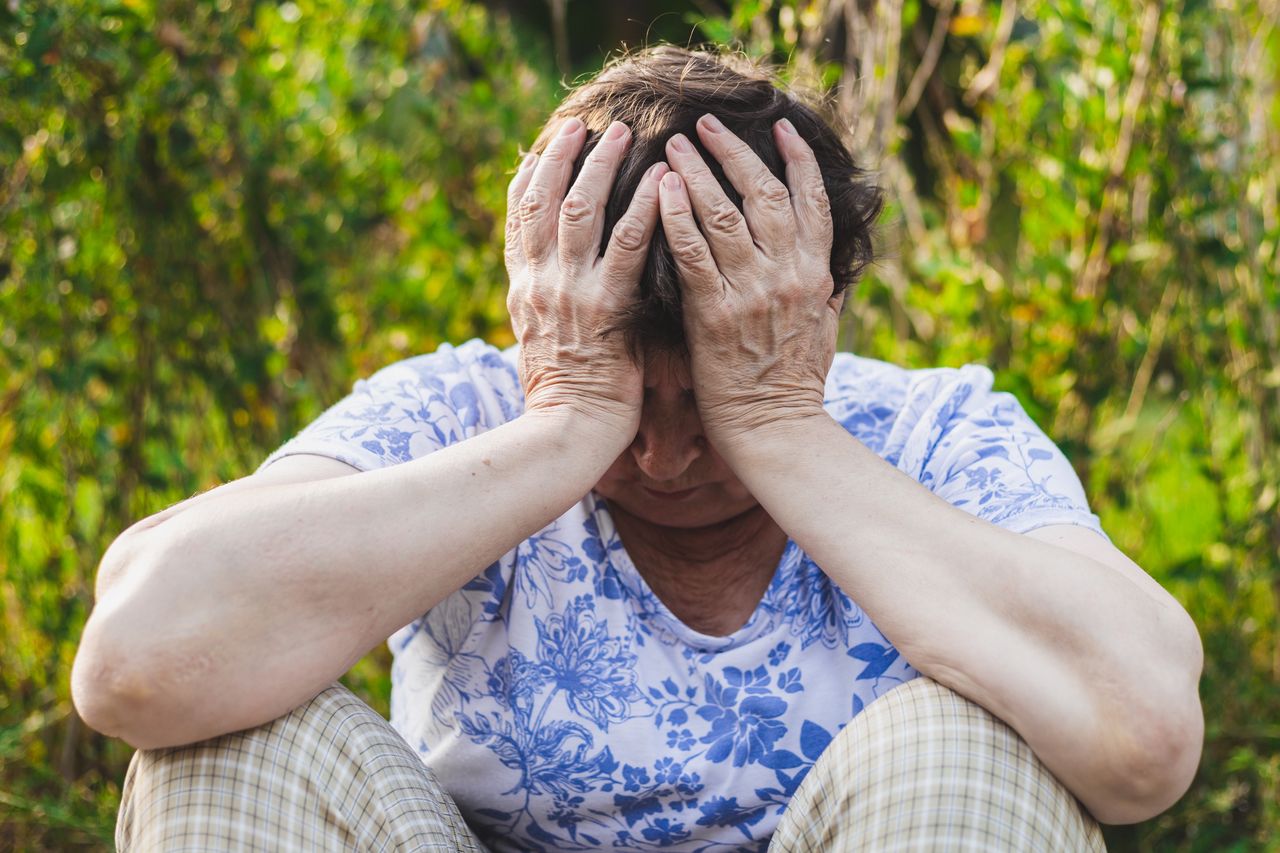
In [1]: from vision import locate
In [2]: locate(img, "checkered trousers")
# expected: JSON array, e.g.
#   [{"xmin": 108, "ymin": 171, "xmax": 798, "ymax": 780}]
[
  {"xmin": 115, "ymin": 683, "xmax": 486, "ymax": 851},
  {"xmin": 769, "ymin": 676, "xmax": 1107, "ymax": 851},
  {"xmin": 116, "ymin": 676, "xmax": 1105, "ymax": 851}
]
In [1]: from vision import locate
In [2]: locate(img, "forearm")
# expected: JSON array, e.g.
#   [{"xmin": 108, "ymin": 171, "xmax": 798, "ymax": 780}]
[
  {"xmin": 651, "ymin": 107, "xmax": 1198, "ymax": 821},
  {"xmin": 721, "ymin": 414, "xmax": 1201, "ymax": 823},
  {"xmin": 75, "ymin": 410, "xmax": 622, "ymax": 748}
]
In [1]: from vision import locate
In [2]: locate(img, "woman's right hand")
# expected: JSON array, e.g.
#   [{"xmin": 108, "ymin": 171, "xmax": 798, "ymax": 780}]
[{"xmin": 505, "ymin": 117, "xmax": 667, "ymax": 445}]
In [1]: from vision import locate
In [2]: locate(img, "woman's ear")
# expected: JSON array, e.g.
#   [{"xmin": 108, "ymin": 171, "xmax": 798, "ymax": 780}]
[{"xmin": 830, "ymin": 284, "xmax": 849, "ymax": 313}]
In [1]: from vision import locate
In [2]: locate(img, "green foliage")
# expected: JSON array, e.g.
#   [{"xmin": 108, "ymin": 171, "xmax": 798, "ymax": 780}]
[
  {"xmin": 1, "ymin": 0, "xmax": 555, "ymax": 847},
  {"xmin": 2, "ymin": 0, "xmax": 1277, "ymax": 849}
]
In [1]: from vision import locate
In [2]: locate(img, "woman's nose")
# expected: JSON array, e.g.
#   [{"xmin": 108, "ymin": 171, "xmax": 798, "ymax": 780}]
[{"xmin": 630, "ymin": 402, "xmax": 703, "ymax": 482}]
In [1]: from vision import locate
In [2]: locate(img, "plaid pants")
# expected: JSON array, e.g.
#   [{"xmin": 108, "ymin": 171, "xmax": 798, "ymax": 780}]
[{"xmin": 116, "ymin": 676, "xmax": 1105, "ymax": 851}]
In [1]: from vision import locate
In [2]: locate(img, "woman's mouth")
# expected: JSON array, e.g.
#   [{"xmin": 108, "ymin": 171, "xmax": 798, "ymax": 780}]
[{"xmin": 642, "ymin": 486, "xmax": 700, "ymax": 500}]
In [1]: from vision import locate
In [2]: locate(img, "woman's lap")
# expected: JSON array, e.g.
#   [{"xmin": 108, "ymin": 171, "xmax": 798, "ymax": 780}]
[{"xmin": 116, "ymin": 676, "xmax": 1104, "ymax": 851}]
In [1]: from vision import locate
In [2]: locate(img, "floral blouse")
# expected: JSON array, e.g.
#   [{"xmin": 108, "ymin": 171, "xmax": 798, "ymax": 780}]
[{"xmin": 258, "ymin": 338, "xmax": 1108, "ymax": 852}]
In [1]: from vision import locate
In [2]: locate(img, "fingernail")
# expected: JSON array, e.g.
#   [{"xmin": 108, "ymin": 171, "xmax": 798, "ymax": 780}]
[
  {"xmin": 661, "ymin": 171, "xmax": 682, "ymax": 191},
  {"xmin": 648, "ymin": 162, "xmax": 670, "ymax": 181},
  {"xmin": 604, "ymin": 121, "xmax": 628, "ymax": 142},
  {"xmin": 778, "ymin": 117, "xmax": 798, "ymax": 135},
  {"xmin": 520, "ymin": 152, "xmax": 537, "ymax": 170},
  {"xmin": 700, "ymin": 113, "xmax": 725, "ymax": 133},
  {"xmin": 558, "ymin": 117, "xmax": 583, "ymax": 137},
  {"xmin": 668, "ymin": 134, "xmax": 692, "ymax": 154}
]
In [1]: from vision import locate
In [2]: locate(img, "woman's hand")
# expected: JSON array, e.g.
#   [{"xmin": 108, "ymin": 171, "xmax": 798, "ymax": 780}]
[
  {"xmin": 657, "ymin": 114, "xmax": 839, "ymax": 455},
  {"xmin": 505, "ymin": 117, "xmax": 668, "ymax": 444}
]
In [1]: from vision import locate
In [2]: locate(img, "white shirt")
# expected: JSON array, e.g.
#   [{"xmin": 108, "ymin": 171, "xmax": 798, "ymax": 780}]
[{"xmin": 259, "ymin": 338, "xmax": 1108, "ymax": 852}]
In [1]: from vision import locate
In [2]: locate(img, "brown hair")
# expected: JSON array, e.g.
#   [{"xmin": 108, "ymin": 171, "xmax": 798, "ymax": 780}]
[{"xmin": 528, "ymin": 45, "xmax": 883, "ymax": 355}]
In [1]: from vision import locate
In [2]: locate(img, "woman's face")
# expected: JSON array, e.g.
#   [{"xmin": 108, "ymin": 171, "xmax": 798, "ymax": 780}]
[{"xmin": 593, "ymin": 350, "xmax": 760, "ymax": 529}]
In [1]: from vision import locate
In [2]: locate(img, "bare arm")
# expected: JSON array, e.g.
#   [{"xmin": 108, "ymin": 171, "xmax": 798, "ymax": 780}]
[
  {"xmin": 657, "ymin": 114, "xmax": 1203, "ymax": 824},
  {"xmin": 719, "ymin": 415, "xmax": 1202, "ymax": 825},
  {"xmin": 71, "ymin": 412, "xmax": 628, "ymax": 749},
  {"xmin": 72, "ymin": 114, "xmax": 665, "ymax": 749}
]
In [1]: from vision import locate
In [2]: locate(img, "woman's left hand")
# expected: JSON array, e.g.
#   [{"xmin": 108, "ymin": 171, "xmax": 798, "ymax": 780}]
[{"xmin": 657, "ymin": 114, "xmax": 841, "ymax": 457}]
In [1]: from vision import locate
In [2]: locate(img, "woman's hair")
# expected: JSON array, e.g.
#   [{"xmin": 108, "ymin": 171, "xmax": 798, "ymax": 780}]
[{"xmin": 527, "ymin": 45, "xmax": 883, "ymax": 355}]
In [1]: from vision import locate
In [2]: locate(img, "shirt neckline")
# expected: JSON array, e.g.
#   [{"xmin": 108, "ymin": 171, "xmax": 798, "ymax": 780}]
[{"xmin": 585, "ymin": 491, "xmax": 801, "ymax": 652}]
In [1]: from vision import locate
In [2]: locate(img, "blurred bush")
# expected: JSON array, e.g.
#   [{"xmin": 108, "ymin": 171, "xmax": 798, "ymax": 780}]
[
  {"xmin": 1, "ymin": 0, "xmax": 1276, "ymax": 849},
  {"xmin": 1, "ymin": 0, "xmax": 555, "ymax": 846}
]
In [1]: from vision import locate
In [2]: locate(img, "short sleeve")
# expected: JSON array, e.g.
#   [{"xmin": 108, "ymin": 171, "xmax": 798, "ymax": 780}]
[
  {"xmin": 891, "ymin": 364, "xmax": 1110, "ymax": 542},
  {"xmin": 256, "ymin": 339, "xmax": 524, "ymax": 474}
]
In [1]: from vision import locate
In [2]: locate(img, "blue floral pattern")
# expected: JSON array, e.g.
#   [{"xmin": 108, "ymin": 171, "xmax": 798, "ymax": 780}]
[{"xmin": 259, "ymin": 339, "xmax": 1109, "ymax": 852}]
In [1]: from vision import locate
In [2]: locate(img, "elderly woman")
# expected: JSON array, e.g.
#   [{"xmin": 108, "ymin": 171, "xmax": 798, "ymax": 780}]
[{"xmin": 74, "ymin": 46, "xmax": 1202, "ymax": 851}]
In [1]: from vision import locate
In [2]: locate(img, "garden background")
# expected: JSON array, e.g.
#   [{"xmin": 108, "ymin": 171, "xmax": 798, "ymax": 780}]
[{"xmin": 2, "ymin": 0, "xmax": 1277, "ymax": 849}]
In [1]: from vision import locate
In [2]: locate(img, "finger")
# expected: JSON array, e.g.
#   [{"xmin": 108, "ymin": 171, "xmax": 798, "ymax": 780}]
[
  {"xmin": 664, "ymin": 133, "xmax": 756, "ymax": 280},
  {"xmin": 504, "ymin": 152, "xmax": 539, "ymax": 269},
  {"xmin": 772, "ymin": 117, "xmax": 833, "ymax": 258},
  {"xmin": 695, "ymin": 113, "xmax": 796, "ymax": 256},
  {"xmin": 521, "ymin": 117, "xmax": 587, "ymax": 266},
  {"xmin": 600, "ymin": 161, "xmax": 668, "ymax": 292},
  {"xmin": 658, "ymin": 170, "xmax": 724, "ymax": 306},
  {"xmin": 559, "ymin": 121, "xmax": 632, "ymax": 270}
]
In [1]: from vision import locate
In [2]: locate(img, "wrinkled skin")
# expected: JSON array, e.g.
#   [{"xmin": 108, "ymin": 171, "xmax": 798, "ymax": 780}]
[{"xmin": 504, "ymin": 113, "xmax": 838, "ymax": 530}]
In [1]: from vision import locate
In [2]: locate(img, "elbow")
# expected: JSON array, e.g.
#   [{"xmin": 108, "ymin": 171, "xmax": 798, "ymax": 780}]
[
  {"xmin": 1084, "ymin": 662, "xmax": 1205, "ymax": 825},
  {"xmin": 71, "ymin": 614, "xmax": 158, "ymax": 749},
  {"xmin": 73, "ymin": 538, "xmax": 165, "ymax": 747},
  {"xmin": 74, "ymin": 540, "xmax": 207, "ymax": 747},
  {"xmin": 75, "ymin": 526, "xmax": 349, "ymax": 751},
  {"xmin": 72, "ymin": 618, "xmax": 217, "ymax": 750}
]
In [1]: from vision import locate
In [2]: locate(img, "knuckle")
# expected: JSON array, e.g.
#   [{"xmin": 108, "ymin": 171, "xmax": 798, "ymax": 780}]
[
  {"xmin": 609, "ymin": 218, "xmax": 647, "ymax": 254},
  {"xmin": 519, "ymin": 190, "xmax": 552, "ymax": 223},
  {"xmin": 671, "ymin": 235, "xmax": 711, "ymax": 264},
  {"xmin": 705, "ymin": 201, "xmax": 744, "ymax": 233},
  {"xmin": 559, "ymin": 192, "xmax": 595, "ymax": 226},
  {"xmin": 760, "ymin": 179, "xmax": 792, "ymax": 209},
  {"xmin": 725, "ymin": 143, "xmax": 751, "ymax": 162}
]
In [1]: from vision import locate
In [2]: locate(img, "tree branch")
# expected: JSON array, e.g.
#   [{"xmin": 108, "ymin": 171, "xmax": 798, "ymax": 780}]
[
  {"xmin": 964, "ymin": 0, "xmax": 1018, "ymax": 106},
  {"xmin": 1074, "ymin": 0, "xmax": 1161, "ymax": 300},
  {"xmin": 899, "ymin": 0, "xmax": 956, "ymax": 118}
]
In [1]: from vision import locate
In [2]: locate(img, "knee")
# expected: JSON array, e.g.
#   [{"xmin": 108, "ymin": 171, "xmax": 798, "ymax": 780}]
[
  {"xmin": 120, "ymin": 681, "xmax": 380, "ymax": 787},
  {"xmin": 860, "ymin": 675, "xmax": 1008, "ymax": 743},
  {"xmin": 851, "ymin": 676, "xmax": 1049, "ymax": 782},
  {"xmin": 116, "ymin": 683, "xmax": 379, "ymax": 845},
  {"xmin": 116, "ymin": 683, "xmax": 478, "ymax": 852},
  {"xmin": 783, "ymin": 676, "xmax": 1105, "ymax": 851}
]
